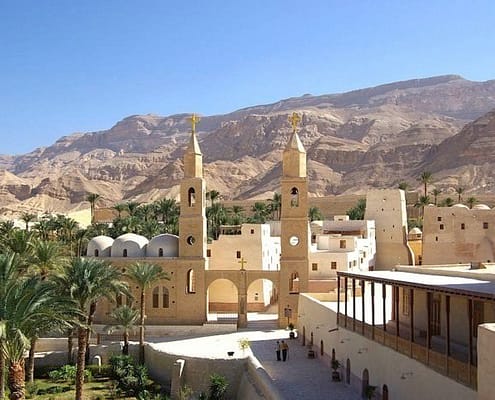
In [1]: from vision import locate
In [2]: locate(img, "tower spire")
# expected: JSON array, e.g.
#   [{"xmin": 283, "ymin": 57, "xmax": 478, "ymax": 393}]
[{"xmin": 184, "ymin": 113, "xmax": 202, "ymax": 178}]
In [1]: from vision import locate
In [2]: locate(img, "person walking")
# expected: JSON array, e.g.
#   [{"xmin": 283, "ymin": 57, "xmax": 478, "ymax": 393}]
[
  {"xmin": 276, "ymin": 340, "xmax": 281, "ymax": 361},
  {"xmin": 281, "ymin": 340, "xmax": 289, "ymax": 361}
]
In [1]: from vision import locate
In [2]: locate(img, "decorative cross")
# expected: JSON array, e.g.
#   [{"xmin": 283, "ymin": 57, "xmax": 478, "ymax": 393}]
[
  {"xmin": 238, "ymin": 257, "xmax": 247, "ymax": 270},
  {"xmin": 289, "ymin": 112, "xmax": 301, "ymax": 133},
  {"xmin": 189, "ymin": 113, "xmax": 200, "ymax": 134}
]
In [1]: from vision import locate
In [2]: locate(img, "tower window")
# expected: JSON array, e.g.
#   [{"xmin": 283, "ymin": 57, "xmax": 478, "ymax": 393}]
[
  {"xmin": 437, "ymin": 217, "xmax": 442, "ymax": 222},
  {"xmin": 188, "ymin": 187, "xmax": 196, "ymax": 207},
  {"xmin": 340, "ymin": 240, "xmax": 346, "ymax": 249},
  {"xmin": 289, "ymin": 272, "xmax": 300, "ymax": 293},
  {"xmin": 312, "ymin": 263, "xmax": 318, "ymax": 271},
  {"xmin": 439, "ymin": 224, "xmax": 444, "ymax": 230},
  {"xmin": 236, "ymin": 251, "xmax": 241, "ymax": 259},
  {"xmin": 290, "ymin": 187, "xmax": 299, "ymax": 207},
  {"xmin": 461, "ymin": 223, "xmax": 465, "ymax": 230},
  {"xmin": 187, "ymin": 269, "xmax": 196, "ymax": 293}
]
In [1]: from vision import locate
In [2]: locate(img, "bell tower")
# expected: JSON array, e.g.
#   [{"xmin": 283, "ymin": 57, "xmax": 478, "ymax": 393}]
[
  {"xmin": 179, "ymin": 114, "xmax": 207, "ymax": 259},
  {"xmin": 279, "ymin": 112, "xmax": 310, "ymax": 327}
]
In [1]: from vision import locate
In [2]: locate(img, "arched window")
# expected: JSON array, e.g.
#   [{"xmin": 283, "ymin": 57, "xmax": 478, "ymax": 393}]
[
  {"xmin": 187, "ymin": 269, "xmax": 196, "ymax": 293},
  {"xmin": 123, "ymin": 249, "xmax": 128, "ymax": 257},
  {"xmin": 290, "ymin": 187, "xmax": 299, "ymax": 207},
  {"xmin": 162, "ymin": 287, "xmax": 169, "ymax": 308},
  {"xmin": 152, "ymin": 287, "xmax": 159, "ymax": 308},
  {"xmin": 188, "ymin": 188, "xmax": 196, "ymax": 207},
  {"xmin": 158, "ymin": 248, "xmax": 164, "ymax": 257},
  {"xmin": 289, "ymin": 272, "xmax": 299, "ymax": 293},
  {"xmin": 94, "ymin": 249, "xmax": 99, "ymax": 257}
]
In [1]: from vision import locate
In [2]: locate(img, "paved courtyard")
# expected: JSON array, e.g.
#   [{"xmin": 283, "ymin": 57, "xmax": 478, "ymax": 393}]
[{"xmin": 149, "ymin": 312, "xmax": 361, "ymax": 400}]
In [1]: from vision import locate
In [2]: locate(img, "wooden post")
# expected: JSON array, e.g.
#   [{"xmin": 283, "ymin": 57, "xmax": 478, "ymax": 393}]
[
  {"xmin": 445, "ymin": 295, "xmax": 451, "ymax": 374},
  {"xmin": 395, "ymin": 286, "xmax": 400, "ymax": 337},
  {"xmin": 361, "ymin": 280, "xmax": 366, "ymax": 335},
  {"xmin": 344, "ymin": 277, "xmax": 348, "ymax": 328},
  {"xmin": 337, "ymin": 275, "xmax": 341, "ymax": 326},
  {"xmin": 371, "ymin": 281, "xmax": 375, "ymax": 340},
  {"xmin": 382, "ymin": 283, "xmax": 387, "ymax": 333},
  {"xmin": 410, "ymin": 289, "xmax": 414, "ymax": 357},
  {"xmin": 426, "ymin": 291, "xmax": 431, "ymax": 364},
  {"xmin": 352, "ymin": 279, "xmax": 356, "ymax": 332},
  {"xmin": 468, "ymin": 298, "xmax": 473, "ymax": 384}
]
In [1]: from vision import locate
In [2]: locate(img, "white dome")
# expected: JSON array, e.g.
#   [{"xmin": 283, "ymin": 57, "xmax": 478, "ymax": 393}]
[
  {"xmin": 409, "ymin": 227, "xmax": 422, "ymax": 235},
  {"xmin": 473, "ymin": 204, "xmax": 490, "ymax": 210},
  {"xmin": 147, "ymin": 234, "xmax": 179, "ymax": 257},
  {"xmin": 452, "ymin": 204, "xmax": 469, "ymax": 209},
  {"xmin": 111, "ymin": 233, "xmax": 149, "ymax": 258},
  {"xmin": 87, "ymin": 235, "xmax": 114, "ymax": 257}
]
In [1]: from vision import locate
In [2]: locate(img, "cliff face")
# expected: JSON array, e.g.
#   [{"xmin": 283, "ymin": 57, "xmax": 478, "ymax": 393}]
[{"xmin": 3, "ymin": 74, "xmax": 495, "ymax": 216}]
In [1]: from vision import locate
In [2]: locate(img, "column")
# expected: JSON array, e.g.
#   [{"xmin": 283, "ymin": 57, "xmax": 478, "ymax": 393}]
[
  {"xmin": 361, "ymin": 280, "xmax": 366, "ymax": 335},
  {"xmin": 426, "ymin": 291, "xmax": 431, "ymax": 364},
  {"xmin": 237, "ymin": 270, "xmax": 247, "ymax": 328},
  {"xmin": 382, "ymin": 283, "xmax": 387, "ymax": 333},
  {"xmin": 344, "ymin": 277, "xmax": 348, "ymax": 328},
  {"xmin": 395, "ymin": 286, "xmax": 400, "ymax": 338},
  {"xmin": 468, "ymin": 298, "xmax": 473, "ymax": 385},
  {"xmin": 337, "ymin": 275, "xmax": 341, "ymax": 325},
  {"xmin": 352, "ymin": 278, "xmax": 356, "ymax": 331},
  {"xmin": 445, "ymin": 295, "xmax": 450, "ymax": 373},
  {"xmin": 371, "ymin": 281, "xmax": 375, "ymax": 340}
]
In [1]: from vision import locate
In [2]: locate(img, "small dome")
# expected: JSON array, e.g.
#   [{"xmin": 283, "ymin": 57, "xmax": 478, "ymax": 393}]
[
  {"xmin": 409, "ymin": 227, "xmax": 422, "ymax": 235},
  {"xmin": 452, "ymin": 204, "xmax": 469, "ymax": 209},
  {"xmin": 473, "ymin": 204, "xmax": 490, "ymax": 210},
  {"xmin": 112, "ymin": 233, "xmax": 148, "ymax": 258},
  {"xmin": 147, "ymin": 234, "xmax": 179, "ymax": 257},
  {"xmin": 87, "ymin": 235, "xmax": 114, "ymax": 257}
]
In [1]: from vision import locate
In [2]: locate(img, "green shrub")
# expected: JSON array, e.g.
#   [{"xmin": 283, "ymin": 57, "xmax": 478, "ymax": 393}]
[
  {"xmin": 208, "ymin": 373, "xmax": 229, "ymax": 400},
  {"xmin": 25, "ymin": 381, "xmax": 41, "ymax": 398},
  {"xmin": 109, "ymin": 354, "xmax": 149, "ymax": 397},
  {"xmin": 48, "ymin": 364, "xmax": 92, "ymax": 384}
]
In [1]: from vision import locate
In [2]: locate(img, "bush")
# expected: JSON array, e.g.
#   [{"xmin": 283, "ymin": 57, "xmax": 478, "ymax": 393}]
[
  {"xmin": 25, "ymin": 381, "xmax": 41, "ymax": 398},
  {"xmin": 109, "ymin": 354, "xmax": 149, "ymax": 397},
  {"xmin": 208, "ymin": 373, "xmax": 228, "ymax": 400},
  {"xmin": 48, "ymin": 364, "xmax": 92, "ymax": 384}
]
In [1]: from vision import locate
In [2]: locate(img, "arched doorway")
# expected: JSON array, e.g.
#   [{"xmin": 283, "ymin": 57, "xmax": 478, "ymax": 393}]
[
  {"xmin": 382, "ymin": 384, "xmax": 389, "ymax": 400},
  {"xmin": 362, "ymin": 369, "xmax": 369, "ymax": 398},
  {"xmin": 246, "ymin": 278, "xmax": 278, "ymax": 328},
  {"xmin": 207, "ymin": 278, "xmax": 238, "ymax": 323}
]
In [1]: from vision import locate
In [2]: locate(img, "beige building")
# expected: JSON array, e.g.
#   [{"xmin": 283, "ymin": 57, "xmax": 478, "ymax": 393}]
[
  {"xmin": 364, "ymin": 189, "xmax": 413, "ymax": 269},
  {"xmin": 422, "ymin": 203, "xmax": 495, "ymax": 265},
  {"xmin": 207, "ymin": 223, "xmax": 280, "ymax": 312}
]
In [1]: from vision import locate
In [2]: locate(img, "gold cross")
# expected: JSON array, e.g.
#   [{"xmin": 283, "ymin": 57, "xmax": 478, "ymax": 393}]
[
  {"xmin": 289, "ymin": 112, "xmax": 301, "ymax": 133},
  {"xmin": 238, "ymin": 257, "xmax": 247, "ymax": 270},
  {"xmin": 189, "ymin": 113, "xmax": 200, "ymax": 134}
]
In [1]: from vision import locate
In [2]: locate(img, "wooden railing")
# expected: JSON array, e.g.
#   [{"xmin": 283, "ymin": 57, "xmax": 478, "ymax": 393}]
[{"xmin": 337, "ymin": 313, "xmax": 477, "ymax": 390}]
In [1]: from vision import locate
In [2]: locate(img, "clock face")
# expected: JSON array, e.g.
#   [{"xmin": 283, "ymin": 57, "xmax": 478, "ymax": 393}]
[{"xmin": 289, "ymin": 236, "xmax": 299, "ymax": 246}]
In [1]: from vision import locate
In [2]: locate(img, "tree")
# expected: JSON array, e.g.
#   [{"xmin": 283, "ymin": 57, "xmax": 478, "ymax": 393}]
[
  {"xmin": 29, "ymin": 239, "xmax": 64, "ymax": 279},
  {"xmin": 207, "ymin": 203, "xmax": 228, "ymax": 240},
  {"xmin": 228, "ymin": 205, "xmax": 245, "ymax": 226},
  {"xmin": 308, "ymin": 206, "xmax": 323, "ymax": 222},
  {"xmin": 20, "ymin": 213, "xmax": 36, "ymax": 232},
  {"xmin": 455, "ymin": 186, "xmax": 465, "ymax": 203},
  {"xmin": 104, "ymin": 305, "xmax": 139, "ymax": 355},
  {"xmin": 398, "ymin": 182, "xmax": 410, "ymax": 191},
  {"xmin": 126, "ymin": 262, "xmax": 170, "ymax": 363},
  {"xmin": 415, "ymin": 195, "xmax": 431, "ymax": 218},
  {"xmin": 153, "ymin": 198, "xmax": 180, "ymax": 233},
  {"xmin": 347, "ymin": 199, "xmax": 366, "ymax": 220},
  {"xmin": 126, "ymin": 201, "xmax": 141, "ymax": 217},
  {"xmin": 439, "ymin": 197, "xmax": 454, "ymax": 207},
  {"xmin": 86, "ymin": 193, "xmax": 101, "ymax": 224},
  {"xmin": 206, "ymin": 190, "xmax": 221, "ymax": 206},
  {"xmin": 250, "ymin": 202, "xmax": 270, "ymax": 224},
  {"xmin": 268, "ymin": 192, "xmax": 282, "ymax": 221},
  {"xmin": 54, "ymin": 258, "xmax": 129, "ymax": 400},
  {"xmin": 431, "ymin": 188, "xmax": 442, "ymax": 206},
  {"xmin": 466, "ymin": 197, "xmax": 477, "ymax": 209},
  {"xmin": 418, "ymin": 171, "xmax": 433, "ymax": 196},
  {"xmin": 113, "ymin": 203, "xmax": 127, "ymax": 219}
]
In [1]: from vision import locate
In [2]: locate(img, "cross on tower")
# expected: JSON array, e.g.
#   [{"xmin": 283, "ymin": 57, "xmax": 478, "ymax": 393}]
[
  {"xmin": 238, "ymin": 257, "xmax": 247, "ymax": 270},
  {"xmin": 189, "ymin": 113, "xmax": 200, "ymax": 134},
  {"xmin": 289, "ymin": 112, "xmax": 301, "ymax": 133}
]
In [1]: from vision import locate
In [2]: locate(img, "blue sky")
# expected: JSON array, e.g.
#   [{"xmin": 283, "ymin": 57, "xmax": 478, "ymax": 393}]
[{"xmin": 1, "ymin": 0, "xmax": 495, "ymax": 155}]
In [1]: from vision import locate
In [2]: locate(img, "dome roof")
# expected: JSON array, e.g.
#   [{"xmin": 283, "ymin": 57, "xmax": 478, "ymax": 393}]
[
  {"xmin": 147, "ymin": 234, "xmax": 179, "ymax": 257},
  {"xmin": 87, "ymin": 235, "xmax": 114, "ymax": 257},
  {"xmin": 452, "ymin": 204, "xmax": 469, "ymax": 209},
  {"xmin": 409, "ymin": 227, "xmax": 422, "ymax": 235},
  {"xmin": 111, "ymin": 233, "xmax": 149, "ymax": 258},
  {"xmin": 473, "ymin": 204, "xmax": 490, "ymax": 210}
]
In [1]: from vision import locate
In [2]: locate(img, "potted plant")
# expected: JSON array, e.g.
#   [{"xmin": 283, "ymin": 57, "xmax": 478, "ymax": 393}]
[
  {"xmin": 365, "ymin": 385, "xmax": 377, "ymax": 399},
  {"xmin": 331, "ymin": 359, "xmax": 341, "ymax": 381},
  {"xmin": 288, "ymin": 323, "xmax": 295, "ymax": 339}
]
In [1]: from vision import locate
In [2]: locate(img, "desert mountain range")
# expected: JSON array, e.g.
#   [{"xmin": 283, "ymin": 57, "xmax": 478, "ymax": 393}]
[{"xmin": 2, "ymin": 74, "xmax": 495, "ymax": 216}]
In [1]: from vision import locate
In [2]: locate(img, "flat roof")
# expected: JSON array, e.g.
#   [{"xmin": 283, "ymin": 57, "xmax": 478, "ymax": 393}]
[{"xmin": 338, "ymin": 270, "xmax": 495, "ymax": 301}]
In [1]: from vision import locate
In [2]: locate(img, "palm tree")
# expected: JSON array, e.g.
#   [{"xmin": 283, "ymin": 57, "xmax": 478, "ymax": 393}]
[
  {"xmin": 431, "ymin": 188, "xmax": 442, "ymax": 206},
  {"xmin": 439, "ymin": 197, "xmax": 455, "ymax": 207},
  {"xmin": 455, "ymin": 186, "xmax": 465, "ymax": 203},
  {"xmin": 207, "ymin": 203, "xmax": 227, "ymax": 240},
  {"xmin": 398, "ymin": 182, "xmax": 410, "ymax": 191},
  {"xmin": 415, "ymin": 195, "xmax": 431, "ymax": 218},
  {"xmin": 113, "ymin": 203, "xmax": 127, "ymax": 219},
  {"xmin": 154, "ymin": 198, "xmax": 180, "ymax": 232},
  {"xmin": 1, "ymin": 273, "xmax": 78, "ymax": 400},
  {"xmin": 206, "ymin": 190, "xmax": 220, "ymax": 206},
  {"xmin": 86, "ymin": 193, "xmax": 101, "ymax": 224},
  {"xmin": 104, "ymin": 305, "xmax": 139, "ymax": 355},
  {"xmin": 466, "ymin": 197, "xmax": 477, "ymax": 209},
  {"xmin": 126, "ymin": 262, "xmax": 170, "ymax": 363},
  {"xmin": 29, "ymin": 239, "xmax": 64, "ymax": 279},
  {"xmin": 308, "ymin": 206, "xmax": 323, "ymax": 222},
  {"xmin": 20, "ymin": 212, "xmax": 36, "ymax": 232},
  {"xmin": 126, "ymin": 201, "xmax": 141, "ymax": 217},
  {"xmin": 268, "ymin": 192, "xmax": 282, "ymax": 221},
  {"xmin": 228, "ymin": 205, "xmax": 245, "ymax": 225},
  {"xmin": 54, "ymin": 257, "xmax": 129, "ymax": 400},
  {"xmin": 251, "ymin": 202, "xmax": 270, "ymax": 224},
  {"xmin": 418, "ymin": 171, "xmax": 433, "ymax": 196}
]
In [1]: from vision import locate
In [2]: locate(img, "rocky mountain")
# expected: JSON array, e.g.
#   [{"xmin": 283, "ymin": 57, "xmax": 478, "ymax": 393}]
[{"xmin": 2, "ymin": 74, "xmax": 495, "ymax": 216}]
